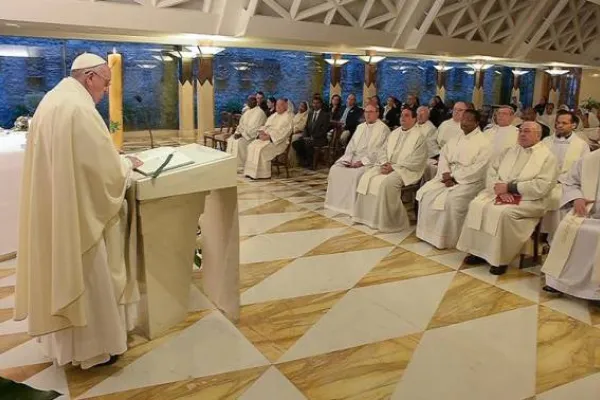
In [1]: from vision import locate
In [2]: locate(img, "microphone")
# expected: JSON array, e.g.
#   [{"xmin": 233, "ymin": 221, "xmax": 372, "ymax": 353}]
[{"xmin": 134, "ymin": 95, "xmax": 155, "ymax": 149}]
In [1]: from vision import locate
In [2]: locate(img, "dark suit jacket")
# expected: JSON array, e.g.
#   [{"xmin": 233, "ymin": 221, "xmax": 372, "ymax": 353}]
[
  {"xmin": 342, "ymin": 106, "xmax": 363, "ymax": 134},
  {"xmin": 303, "ymin": 109, "xmax": 331, "ymax": 147},
  {"xmin": 383, "ymin": 107, "xmax": 400, "ymax": 128}
]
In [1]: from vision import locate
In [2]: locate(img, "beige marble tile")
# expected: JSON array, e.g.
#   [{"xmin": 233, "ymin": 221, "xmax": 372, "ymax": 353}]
[
  {"xmin": 237, "ymin": 291, "xmax": 346, "ymax": 362},
  {"xmin": 239, "ymin": 199, "xmax": 306, "ymax": 216},
  {"xmin": 0, "ymin": 286, "xmax": 14, "ymax": 300},
  {"xmin": 0, "ymin": 308, "xmax": 14, "ymax": 324},
  {"xmin": 304, "ymin": 228, "xmax": 392, "ymax": 257},
  {"xmin": 0, "ymin": 332, "xmax": 32, "ymax": 355},
  {"xmin": 0, "ymin": 362, "xmax": 52, "ymax": 382},
  {"xmin": 0, "ymin": 270, "xmax": 15, "ymax": 280},
  {"xmin": 277, "ymin": 334, "xmax": 422, "ymax": 400},
  {"xmin": 356, "ymin": 247, "xmax": 454, "ymax": 288},
  {"xmin": 238, "ymin": 192, "xmax": 277, "ymax": 201},
  {"xmin": 536, "ymin": 305, "xmax": 600, "ymax": 394},
  {"xmin": 590, "ymin": 305, "xmax": 600, "ymax": 326},
  {"xmin": 295, "ymin": 196, "xmax": 326, "ymax": 204},
  {"xmin": 240, "ymin": 259, "xmax": 295, "ymax": 293},
  {"xmin": 86, "ymin": 366, "xmax": 269, "ymax": 400},
  {"xmin": 240, "ymin": 235, "xmax": 254, "ymax": 242},
  {"xmin": 496, "ymin": 267, "xmax": 539, "ymax": 284},
  {"xmin": 66, "ymin": 310, "xmax": 212, "ymax": 399},
  {"xmin": 428, "ymin": 272, "xmax": 534, "ymax": 330},
  {"xmin": 265, "ymin": 212, "xmax": 346, "ymax": 234}
]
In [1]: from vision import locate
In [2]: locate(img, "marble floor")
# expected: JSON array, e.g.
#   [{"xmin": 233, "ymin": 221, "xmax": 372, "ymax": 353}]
[{"xmin": 1, "ymin": 168, "xmax": 600, "ymax": 399}]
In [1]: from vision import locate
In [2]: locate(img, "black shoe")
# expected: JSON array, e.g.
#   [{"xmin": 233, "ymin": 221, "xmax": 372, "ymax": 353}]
[
  {"xmin": 542, "ymin": 285, "xmax": 562, "ymax": 294},
  {"xmin": 489, "ymin": 265, "xmax": 508, "ymax": 275},
  {"xmin": 463, "ymin": 254, "xmax": 486, "ymax": 265},
  {"xmin": 94, "ymin": 355, "xmax": 120, "ymax": 368},
  {"xmin": 589, "ymin": 300, "xmax": 600, "ymax": 308}
]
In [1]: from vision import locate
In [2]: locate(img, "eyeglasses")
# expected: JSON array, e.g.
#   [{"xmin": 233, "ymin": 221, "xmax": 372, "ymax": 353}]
[{"xmin": 86, "ymin": 71, "xmax": 111, "ymax": 88}]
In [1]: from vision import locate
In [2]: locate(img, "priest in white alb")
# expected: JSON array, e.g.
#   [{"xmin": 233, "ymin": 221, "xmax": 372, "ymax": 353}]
[
  {"xmin": 417, "ymin": 106, "xmax": 439, "ymax": 182},
  {"xmin": 324, "ymin": 104, "xmax": 389, "ymax": 215},
  {"xmin": 484, "ymin": 105, "xmax": 519, "ymax": 157},
  {"xmin": 457, "ymin": 121, "xmax": 558, "ymax": 275},
  {"xmin": 14, "ymin": 54, "xmax": 142, "ymax": 369},
  {"xmin": 244, "ymin": 99, "xmax": 293, "ymax": 179},
  {"xmin": 353, "ymin": 108, "xmax": 427, "ymax": 232},
  {"xmin": 226, "ymin": 95, "xmax": 267, "ymax": 168},
  {"xmin": 416, "ymin": 110, "xmax": 491, "ymax": 249},
  {"xmin": 541, "ymin": 150, "xmax": 600, "ymax": 303},
  {"xmin": 436, "ymin": 101, "xmax": 468, "ymax": 149},
  {"xmin": 541, "ymin": 110, "xmax": 590, "ymax": 236}
]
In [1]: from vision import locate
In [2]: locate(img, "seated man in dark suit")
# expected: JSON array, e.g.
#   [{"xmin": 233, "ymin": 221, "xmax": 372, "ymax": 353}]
[
  {"xmin": 339, "ymin": 93, "xmax": 364, "ymax": 145},
  {"xmin": 293, "ymin": 97, "xmax": 331, "ymax": 168}
]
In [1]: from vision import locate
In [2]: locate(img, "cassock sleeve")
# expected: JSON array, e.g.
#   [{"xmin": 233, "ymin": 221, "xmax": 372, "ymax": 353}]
[
  {"xmin": 266, "ymin": 115, "xmax": 292, "ymax": 146},
  {"xmin": 516, "ymin": 153, "xmax": 558, "ymax": 200},
  {"xmin": 561, "ymin": 158, "xmax": 584, "ymax": 207},
  {"xmin": 485, "ymin": 147, "xmax": 507, "ymax": 191},
  {"xmin": 453, "ymin": 144, "xmax": 491, "ymax": 185},
  {"xmin": 436, "ymin": 144, "xmax": 451, "ymax": 178},
  {"xmin": 245, "ymin": 111, "xmax": 267, "ymax": 141},
  {"xmin": 392, "ymin": 132, "xmax": 427, "ymax": 173}
]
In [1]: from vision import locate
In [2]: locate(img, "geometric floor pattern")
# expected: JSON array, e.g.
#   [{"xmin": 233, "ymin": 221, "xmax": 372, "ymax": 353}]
[{"xmin": 1, "ymin": 168, "xmax": 600, "ymax": 399}]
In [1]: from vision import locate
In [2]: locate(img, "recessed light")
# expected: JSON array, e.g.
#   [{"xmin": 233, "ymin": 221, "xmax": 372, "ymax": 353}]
[{"xmin": 5, "ymin": 23, "xmax": 20, "ymax": 28}]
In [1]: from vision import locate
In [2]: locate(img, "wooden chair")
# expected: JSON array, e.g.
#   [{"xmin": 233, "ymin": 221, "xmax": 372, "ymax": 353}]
[
  {"xmin": 204, "ymin": 111, "xmax": 232, "ymax": 148},
  {"xmin": 402, "ymin": 180, "xmax": 422, "ymax": 219},
  {"xmin": 272, "ymin": 134, "xmax": 294, "ymax": 178},
  {"xmin": 519, "ymin": 219, "xmax": 543, "ymax": 269},
  {"xmin": 312, "ymin": 122, "xmax": 343, "ymax": 170}
]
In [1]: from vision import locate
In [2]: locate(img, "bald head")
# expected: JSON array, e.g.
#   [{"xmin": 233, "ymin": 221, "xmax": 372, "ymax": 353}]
[
  {"xmin": 518, "ymin": 121, "xmax": 542, "ymax": 148},
  {"xmin": 417, "ymin": 106, "xmax": 430, "ymax": 124}
]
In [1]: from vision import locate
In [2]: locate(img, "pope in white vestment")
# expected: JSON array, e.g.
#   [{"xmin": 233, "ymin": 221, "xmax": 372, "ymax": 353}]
[
  {"xmin": 325, "ymin": 105, "xmax": 389, "ymax": 215},
  {"xmin": 416, "ymin": 110, "xmax": 491, "ymax": 249},
  {"xmin": 14, "ymin": 54, "xmax": 141, "ymax": 369},
  {"xmin": 353, "ymin": 109, "xmax": 427, "ymax": 232},
  {"xmin": 244, "ymin": 99, "xmax": 293, "ymax": 179},
  {"xmin": 457, "ymin": 121, "xmax": 558, "ymax": 275},
  {"xmin": 484, "ymin": 106, "xmax": 519, "ymax": 157},
  {"xmin": 227, "ymin": 96, "xmax": 267, "ymax": 168},
  {"xmin": 541, "ymin": 111, "xmax": 590, "ymax": 235},
  {"xmin": 542, "ymin": 151, "xmax": 600, "ymax": 301}
]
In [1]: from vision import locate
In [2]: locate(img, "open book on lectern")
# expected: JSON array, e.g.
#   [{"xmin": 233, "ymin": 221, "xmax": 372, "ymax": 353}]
[{"xmin": 133, "ymin": 146, "xmax": 195, "ymax": 177}]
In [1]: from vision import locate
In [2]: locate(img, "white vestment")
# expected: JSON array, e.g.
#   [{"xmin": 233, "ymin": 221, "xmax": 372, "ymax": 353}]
[
  {"xmin": 244, "ymin": 112, "xmax": 293, "ymax": 179},
  {"xmin": 418, "ymin": 120, "xmax": 439, "ymax": 158},
  {"xmin": 542, "ymin": 152, "xmax": 600, "ymax": 299},
  {"xmin": 589, "ymin": 112, "xmax": 600, "ymax": 128},
  {"xmin": 484, "ymin": 125, "xmax": 518, "ymax": 157},
  {"xmin": 324, "ymin": 120, "xmax": 390, "ymax": 215},
  {"xmin": 227, "ymin": 106, "xmax": 267, "ymax": 168},
  {"xmin": 457, "ymin": 143, "xmax": 558, "ymax": 266},
  {"xmin": 353, "ymin": 126, "xmax": 427, "ymax": 232},
  {"xmin": 289, "ymin": 111, "xmax": 309, "ymax": 167},
  {"xmin": 436, "ymin": 119, "xmax": 462, "ymax": 149},
  {"xmin": 14, "ymin": 77, "xmax": 139, "ymax": 369},
  {"xmin": 541, "ymin": 134, "xmax": 590, "ymax": 234},
  {"xmin": 416, "ymin": 128, "xmax": 491, "ymax": 249},
  {"xmin": 539, "ymin": 113, "xmax": 556, "ymax": 133}
]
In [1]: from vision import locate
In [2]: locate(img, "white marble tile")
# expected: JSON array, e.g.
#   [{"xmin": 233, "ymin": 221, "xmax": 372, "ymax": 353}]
[
  {"xmin": 270, "ymin": 190, "xmax": 302, "ymax": 198},
  {"xmin": 241, "ymin": 247, "xmax": 393, "ymax": 305},
  {"xmin": 399, "ymin": 241, "xmax": 436, "ymax": 257},
  {"xmin": 0, "ymin": 339, "xmax": 51, "ymax": 369},
  {"xmin": 239, "ymin": 366, "xmax": 307, "ymax": 400},
  {"xmin": 188, "ymin": 284, "xmax": 215, "ymax": 312},
  {"xmin": 25, "ymin": 364, "xmax": 70, "ymax": 399},
  {"xmin": 240, "ymin": 228, "xmax": 346, "ymax": 264},
  {"xmin": 312, "ymin": 208, "xmax": 340, "ymax": 218},
  {"xmin": 0, "ymin": 317, "xmax": 28, "ymax": 335},
  {"xmin": 542, "ymin": 297, "xmax": 592, "ymax": 324},
  {"xmin": 392, "ymin": 306, "xmax": 538, "ymax": 400},
  {"xmin": 351, "ymin": 224, "xmax": 379, "ymax": 235},
  {"xmin": 375, "ymin": 227, "xmax": 415, "ymax": 245},
  {"xmin": 332, "ymin": 216, "xmax": 354, "ymax": 226},
  {"xmin": 0, "ymin": 294, "xmax": 14, "ymax": 309},
  {"xmin": 239, "ymin": 212, "xmax": 309, "ymax": 236},
  {"xmin": 0, "ymin": 273, "xmax": 16, "ymax": 288},
  {"xmin": 80, "ymin": 312, "xmax": 269, "ymax": 398},
  {"xmin": 286, "ymin": 196, "xmax": 320, "ymax": 204},
  {"xmin": 460, "ymin": 266, "xmax": 499, "ymax": 285},
  {"xmin": 296, "ymin": 202, "xmax": 322, "ymax": 211},
  {"xmin": 496, "ymin": 275, "xmax": 543, "ymax": 303},
  {"xmin": 238, "ymin": 198, "xmax": 276, "ymax": 213},
  {"xmin": 279, "ymin": 272, "xmax": 455, "ymax": 362},
  {"xmin": 0, "ymin": 258, "xmax": 16, "ymax": 270},
  {"xmin": 428, "ymin": 251, "xmax": 468, "ymax": 270},
  {"xmin": 537, "ymin": 372, "xmax": 600, "ymax": 400}
]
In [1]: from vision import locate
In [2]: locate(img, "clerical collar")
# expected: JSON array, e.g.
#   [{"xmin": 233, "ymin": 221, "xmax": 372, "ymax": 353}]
[{"xmin": 556, "ymin": 132, "xmax": 572, "ymax": 140}]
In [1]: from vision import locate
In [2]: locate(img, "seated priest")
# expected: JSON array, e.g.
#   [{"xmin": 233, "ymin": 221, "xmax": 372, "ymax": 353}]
[
  {"xmin": 484, "ymin": 105, "xmax": 519, "ymax": 157},
  {"xmin": 436, "ymin": 101, "xmax": 468, "ymax": 149},
  {"xmin": 292, "ymin": 97, "xmax": 331, "ymax": 168},
  {"xmin": 244, "ymin": 99, "xmax": 293, "ymax": 179},
  {"xmin": 227, "ymin": 95, "xmax": 268, "ymax": 168},
  {"xmin": 416, "ymin": 109, "xmax": 491, "ymax": 249},
  {"xmin": 517, "ymin": 107, "xmax": 551, "ymax": 139},
  {"xmin": 353, "ymin": 108, "xmax": 427, "ymax": 232},
  {"xmin": 457, "ymin": 121, "xmax": 558, "ymax": 275},
  {"xmin": 541, "ymin": 151, "xmax": 600, "ymax": 304},
  {"xmin": 416, "ymin": 106, "xmax": 440, "ymax": 182},
  {"xmin": 541, "ymin": 110, "xmax": 590, "ymax": 237},
  {"xmin": 324, "ymin": 104, "xmax": 389, "ymax": 215}
]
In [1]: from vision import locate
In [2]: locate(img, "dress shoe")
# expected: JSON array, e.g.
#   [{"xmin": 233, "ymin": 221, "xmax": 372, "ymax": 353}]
[
  {"xmin": 542, "ymin": 285, "xmax": 562, "ymax": 294},
  {"xmin": 463, "ymin": 254, "xmax": 486, "ymax": 265},
  {"xmin": 94, "ymin": 355, "xmax": 120, "ymax": 368},
  {"xmin": 489, "ymin": 265, "xmax": 508, "ymax": 275}
]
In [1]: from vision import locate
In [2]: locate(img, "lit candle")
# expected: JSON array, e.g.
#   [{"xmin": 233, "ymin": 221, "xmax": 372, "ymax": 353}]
[{"xmin": 108, "ymin": 49, "xmax": 123, "ymax": 149}]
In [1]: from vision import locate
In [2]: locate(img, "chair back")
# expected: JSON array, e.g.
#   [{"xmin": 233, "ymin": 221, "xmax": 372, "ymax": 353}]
[{"xmin": 219, "ymin": 112, "xmax": 232, "ymax": 133}]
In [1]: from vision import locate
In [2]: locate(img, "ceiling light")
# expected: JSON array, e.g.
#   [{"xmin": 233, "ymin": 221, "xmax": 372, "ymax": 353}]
[
  {"xmin": 433, "ymin": 64, "xmax": 453, "ymax": 71},
  {"xmin": 0, "ymin": 45, "xmax": 41, "ymax": 58},
  {"xmin": 170, "ymin": 51, "xmax": 197, "ymax": 59},
  {"xmin": 494, "ymin": 71, "xmax": 502, "ymax": 75},
  {"xmin": 511, "ymin": 69, "xmax": 530, "ymax": 76},
  {"xmin": 324, "ymin": 58, "xmax": 349, "ymax": 66},
  {"xmin": 467, "ymin": 62, "xmax": 493, "ymax": 71},
  {"xmin": 592, "ymin": 73, "xmax": 600, "ymax": 78},
  {"xmin": 357, "ymin": 55, "xmax": 386, "ymax": 64},
  {"xmin": 545, "ymin": 67, "xmax": 569, "ymax": 76}
]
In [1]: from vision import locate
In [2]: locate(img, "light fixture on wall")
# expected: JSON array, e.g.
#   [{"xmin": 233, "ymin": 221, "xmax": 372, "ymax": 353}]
[
  {"xmin": 433, "ymin": 63, "xmax": 453, "ymax": 71},
  {"xmin": 187, "ymin": 46, "xmax": 225, "ymax": 56},
  {"xmin": 152, "ymin": 54, "xmax": 174, "ymax": 62},
  {"xmin": 464, "ymin": 70, "xmax": 476, "ymax": 75},
  {"xmin": 466, "ymin": 61, "xmax": 493, "ymax": 71},
  {"xmin": 545, "ymin": 67, "xmax": 569, "ymax": 76},
  {"xmin": 324, "ymin": 58, "xmax": 349, "ymax": 66},
  {"xmin": 357, "ymin": 55, "xmax": 386, "ymax": 64},
  {"xmin": 170, "ymin": 51, "xmax": 197, "ymax": 59},
  {"xmin": 137, "ymin": 64, "xmax": 157, "ymax": 69},
  {"xmin": 511, "ymin": 69, "xmax": 529, "ymax": 76}
]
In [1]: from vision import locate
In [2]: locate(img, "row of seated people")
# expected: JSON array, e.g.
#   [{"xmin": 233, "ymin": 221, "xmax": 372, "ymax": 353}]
[{"xmin": 324, "ymin": 104, "xmax": 598, "ymax": 306}]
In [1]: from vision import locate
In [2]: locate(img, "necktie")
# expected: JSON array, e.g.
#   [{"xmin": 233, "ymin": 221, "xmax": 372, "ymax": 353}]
[{"xmin": 312, "ymin": 111, "xmax": 318, "ymax": 125}]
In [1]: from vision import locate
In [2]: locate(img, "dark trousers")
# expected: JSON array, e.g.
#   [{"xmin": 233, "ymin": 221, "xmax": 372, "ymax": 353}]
[{"xmin": 292, "ymin": 138, "xmax": 315, "ymax": 168}]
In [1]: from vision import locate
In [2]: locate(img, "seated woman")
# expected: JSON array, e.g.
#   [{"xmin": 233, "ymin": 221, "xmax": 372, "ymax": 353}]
[{"xmin": 330, "ymin": 94, "xmax": 343, "ymax": 122}]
